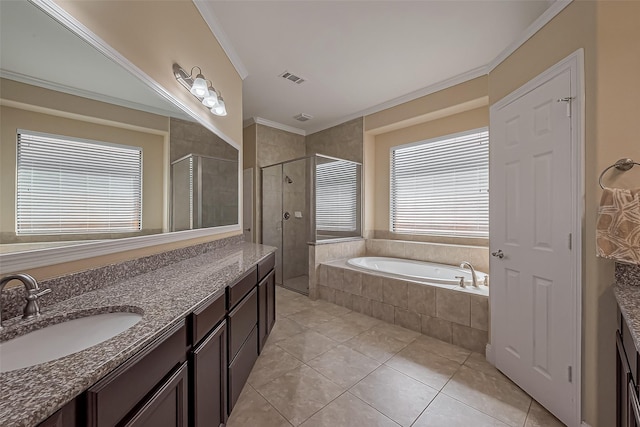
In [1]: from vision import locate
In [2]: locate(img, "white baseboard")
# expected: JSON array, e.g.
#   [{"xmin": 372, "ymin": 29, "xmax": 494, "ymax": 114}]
[
  {"xmin": 485, "ymin": 343, "xmax": 495, "ymax": 364},
  {"xmin": 581, "ymin": 422, "xmax": 592, "ymax": 427}
]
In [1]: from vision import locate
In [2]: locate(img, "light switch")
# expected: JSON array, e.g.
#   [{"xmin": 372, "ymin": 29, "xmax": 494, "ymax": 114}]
[{"xmin": 294, "ymin": 211, "xmax": 303, "ymax": 218}]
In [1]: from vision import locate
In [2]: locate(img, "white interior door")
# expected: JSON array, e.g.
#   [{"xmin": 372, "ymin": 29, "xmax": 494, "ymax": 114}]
[
  {"xmin": 243, "ymin": 168, "xmax": 254, "ymax": 242},
  {"xmin": 490, "ymin": 67, "xmax": 579, "ymax": 426}
]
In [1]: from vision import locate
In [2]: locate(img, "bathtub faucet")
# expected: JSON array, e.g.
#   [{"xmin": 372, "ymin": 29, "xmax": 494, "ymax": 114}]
[{"xmin": 459, "ymin": 262, "xmax": 478, "ymax": 288}]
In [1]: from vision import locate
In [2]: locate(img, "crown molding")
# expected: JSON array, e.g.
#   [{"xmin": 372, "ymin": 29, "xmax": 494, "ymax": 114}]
[
  {"xmin": 193, "ymin": 0, "xmax": 249, "ymax": 80},
  {"xmin": 30, "ymin": 0, "xmax": 240, "ymax": 150},
  {"xmin": 1, "ymin": 70, "xmax": 193, "ymax": 121},
  {"xmin": 486, "ymin": 0, "xmax": 572, "ymax": 72},
  {"xmin": 247, "ymin": 117, "xmax": 307, "ymax": 136},
  {"xmin": 305, "ymin": 65, "xmax": 488, "ymax": 135}
]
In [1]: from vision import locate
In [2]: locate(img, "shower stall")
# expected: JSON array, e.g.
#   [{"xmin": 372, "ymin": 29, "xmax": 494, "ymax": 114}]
[{"xmin": 261, "ymin": 154, "xmax": 362, "ymax": 295}]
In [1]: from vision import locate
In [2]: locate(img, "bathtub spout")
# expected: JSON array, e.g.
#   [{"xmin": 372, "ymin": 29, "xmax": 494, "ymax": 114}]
[{"xmin": 460, "ymin": 262, "xmax": 478, "ymax": 288}]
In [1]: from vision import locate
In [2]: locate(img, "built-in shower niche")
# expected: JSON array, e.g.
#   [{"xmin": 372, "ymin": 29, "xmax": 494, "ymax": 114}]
[
  {"xmin": 171, "ymin": 154, "xmax": 239, "ymax": 231},
  {"xmin": 261, "ymin": 154, "xmax": 362, "ymax": 295}
]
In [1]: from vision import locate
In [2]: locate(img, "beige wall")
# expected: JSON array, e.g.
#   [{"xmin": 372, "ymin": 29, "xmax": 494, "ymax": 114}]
[
  {"xmin": 489, "ymin": 1, "xmax": 640, "ymax": 425},
  {"xmin": 306, "ymin": 117, "xmax": 364, "ymax": 163},
  {"xmin": 368, "ymin": 107, "xmax": 489, "ymax": 246},
  {"xmin": 243, "ymin": 124, "xmax": 258, "ymax": 241},
  {"xmin": 54, "ymin": 0, "xmax": 243, "ymax": 145},
  {"xmin": 0, "ymin": 82, "xmax": 167, "ymax": 241},
  {"xmin": 365, "ymin": 76, "xmax": 488, "ymax": 134}
]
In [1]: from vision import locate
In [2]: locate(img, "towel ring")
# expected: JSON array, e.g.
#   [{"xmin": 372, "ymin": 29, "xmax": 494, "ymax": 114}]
[{"xmin": 599, "ymin": 158, "xmax": 640, "ymax": 189}]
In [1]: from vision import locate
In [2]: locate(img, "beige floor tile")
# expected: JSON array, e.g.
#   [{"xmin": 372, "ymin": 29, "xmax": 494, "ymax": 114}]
[
  {"xmin": 287, "ymin": 308, "xmax": 337, "ymax": 329},
  {"xmin": 442, "ymin": 365, "xmax": 532, "ymax": 427},
  {"xmin": 248, "ymin": 344, "xmax": 304, "ymax": 388},
  {"xmin": 411, "ymin": 335, "xmax": 471, "ymax": 364},
  {"xmin": 349, "ymin": 365, "xmax": 437, "ymax": 426},
  {"xmin": 277, "ymin": 286, "xmax": 307, "ymax": 301},
  {"xmin": 300, "ymin": 392, "xmax": 399, "ymax": 427},
  {"xmin": 345, "ymin": 329, "xmax": 410, "ymax": 362},
  {"xmin": 255, "ymin": 365, "xmax": 345, "ymax": 426},
  {"xmin": 268, "ymin": 317, "xmax": 308, "ymax": 343},
  {"xmin": 463, "ymin": 352, "xmax": 509, "ymax": 380},
  {"xmin": 227, "ymin": 385, "xmax": 292, "ymax": 427},
  {"xmin": 312, "ymin": 317, "xmax": 371, "ymax": 342},
  {"xmin": 307, "ymin": 344, "xmax": 381, "ymax": 388},
  {"xmin": 277, "ymin": 330, "xmax": 338, "ymax": 362},
  {"xmin": 412, "ymin": 394, "xmax": 509, "ymax": 427},
  {"xmin": 309, "ymin": 299, "xmax": 353, "ymax": 317},
  {"xmin": 385, "ymin": 341, "xmax": 461, "ymax": 390},
  {"xmin": 368, "ymin": 322, "xmax": 421, "ymax": 343},
  {"xmin": 525, "ymin": 400, "xmax": 566, "ymax": 427},
  {"xmin": 278, "ymin": 298, "xmax": 311, "ymax": 317},
  {"xmin": 340, "ymin": 311, "xmax": 383, "ymax": 330}
]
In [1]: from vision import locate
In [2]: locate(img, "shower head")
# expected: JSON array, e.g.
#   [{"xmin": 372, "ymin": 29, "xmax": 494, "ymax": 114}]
[{"xmin": 284, "ymin": 175, "xmax": 293, "ymax": 184}]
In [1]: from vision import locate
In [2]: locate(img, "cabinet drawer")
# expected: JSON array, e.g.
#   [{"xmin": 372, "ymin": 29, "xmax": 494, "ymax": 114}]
[
  {"xmin": 86, "ymin": 321, "xmax": 187, "ymax": 427},
  {"xmin": 228, "ymin": 326, "xmax": 258, "ymax": 413},
  {"xmin": 227, "ymin": 267, "xmax": 257, "ymax": 309},
  {"xmin": 38, "ymin": 399, "xmax": 76, "ymax": 427},
  {"xmin": 228, "ymin": 288, "xmax": 258, "ymax": 361},
  {"xmin": 191, "ymin": 292, "xmax": 226, "ymax": 345},
  {"xmin": 258, "ymin": 252, "xmax": 275, "ymax": 282}
]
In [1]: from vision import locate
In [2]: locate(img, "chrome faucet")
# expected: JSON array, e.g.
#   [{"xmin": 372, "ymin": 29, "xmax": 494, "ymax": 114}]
[
  {"xmin": 0, "ymin": 273, "xmax": 51, "ymax": 329},
  {"xmin": 459, "ymin": 262, "xmax": 479, "ymax": 288}
]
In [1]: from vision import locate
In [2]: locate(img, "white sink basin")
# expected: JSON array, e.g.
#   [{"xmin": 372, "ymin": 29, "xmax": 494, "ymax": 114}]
[{"xmin": 0, "ymin": 312, "xmax": 142, "ymax": 373}]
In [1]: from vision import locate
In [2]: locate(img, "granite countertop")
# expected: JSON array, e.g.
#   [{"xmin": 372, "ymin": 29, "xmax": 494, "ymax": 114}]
[
  {"xmin": 0, "ymin": 241, "xmax": 275, "ymax": 427},
  {"xmin": 614, "ymin": 263, "xmax": 640, "ymax": 351}
]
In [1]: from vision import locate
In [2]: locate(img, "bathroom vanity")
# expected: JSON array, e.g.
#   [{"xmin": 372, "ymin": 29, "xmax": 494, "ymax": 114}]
[
  {"xmin": 614, "ymin": 263, "xmax": 640, "ymax": 427},
  {"xmin": 0, "ymin": 243, "xmax": 276, "ymax": 427}
]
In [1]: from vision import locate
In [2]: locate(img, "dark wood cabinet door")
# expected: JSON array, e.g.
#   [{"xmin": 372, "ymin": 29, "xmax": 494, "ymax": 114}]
[
  {"xmin": 37, "ymin": 399, "xmax": 76, "ymax": 427},
  {"xmin": 258, "ymin": 269, "xmax": 276, "ymax": 352},
  {"xmin": 123, "ymin": 362, "xmax": 188, "ymax": 427},
  {"xmin": 191, "ymin": 321, "xmax": 227, "ymax": 427},
  {"xmin": 266, "ymin": 270, "xmax": 276, "ymax": 334}
]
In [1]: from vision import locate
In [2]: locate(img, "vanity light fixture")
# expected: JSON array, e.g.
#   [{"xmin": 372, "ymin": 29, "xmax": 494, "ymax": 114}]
[{"xmin": 173, "ymin": 63, "xmax": 227, "ymax": 116}]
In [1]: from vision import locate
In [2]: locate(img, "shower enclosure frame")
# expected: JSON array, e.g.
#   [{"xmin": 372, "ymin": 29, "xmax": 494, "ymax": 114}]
[{"xmin": 261, "ymin": 154, "xmax": 362, "ymax": 295}]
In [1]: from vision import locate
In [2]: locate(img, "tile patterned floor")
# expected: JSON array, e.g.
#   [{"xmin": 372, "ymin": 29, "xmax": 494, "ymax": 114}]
[{"xmin": 227, "ymin": 287, "xmax": 566, "ymax": 427}]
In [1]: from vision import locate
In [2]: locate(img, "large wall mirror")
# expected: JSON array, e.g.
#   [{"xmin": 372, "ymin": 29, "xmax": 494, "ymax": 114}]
[{"xmin": 0, "ymin": 1, "xmax": 240, "ymax": 271}]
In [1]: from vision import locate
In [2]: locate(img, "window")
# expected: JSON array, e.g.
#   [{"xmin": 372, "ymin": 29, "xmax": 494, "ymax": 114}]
[
  {"xmin": 16, "ymin": 130, "xmax": 143, "ymax": 235},
  {"xmin": 390, "ymin": 129, "xmax": 489, "ymax": 238},
  {"xmin": 315, "ymin": 159, "xmax": 359, "ymax": 232}
]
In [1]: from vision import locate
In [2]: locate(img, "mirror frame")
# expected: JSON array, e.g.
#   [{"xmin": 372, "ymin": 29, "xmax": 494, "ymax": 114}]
[{"xmin": 0, "ymin": 0, "xmax": 242, "ymax": 274}]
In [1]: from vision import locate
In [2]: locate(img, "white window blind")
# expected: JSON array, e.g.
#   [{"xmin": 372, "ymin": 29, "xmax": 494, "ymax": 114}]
[
  {"xmin": 316, "ymin": 160, "xmax": 358, "ymax": 232},
  {"xmin": 390, "ymin": 129, "xmax": 489, "ymax": 238},
  {"xmin": 16, "ymin": 130, "xmax": 143, "ymax": 235}
]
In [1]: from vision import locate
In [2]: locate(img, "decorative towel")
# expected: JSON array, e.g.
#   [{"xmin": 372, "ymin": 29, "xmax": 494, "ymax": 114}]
[{"xmin": 596, "ymin": 188, "xmax": 640, "ymax": 265}]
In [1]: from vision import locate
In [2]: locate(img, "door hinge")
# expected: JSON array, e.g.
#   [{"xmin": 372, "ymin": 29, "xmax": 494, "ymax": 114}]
[
  {"xmin": 568, "ymin": 233, "xmax": 572, "ymax": 250},
  {"xmin": 557, "ymin": 96, "xmax": 575, "ymax": 117},
  {"xmin": 568, "ymin": 366, "xmax": 573, "ymax": 383}
]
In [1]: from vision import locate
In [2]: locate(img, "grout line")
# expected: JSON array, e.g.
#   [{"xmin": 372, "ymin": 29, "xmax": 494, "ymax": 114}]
[{"xmin": 247, "ymin": 383, "xmax": 294, "ymax": 426}]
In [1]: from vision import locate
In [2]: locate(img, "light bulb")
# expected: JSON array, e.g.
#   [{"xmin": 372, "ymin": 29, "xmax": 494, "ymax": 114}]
[
  {"xmin": 202, "ymin": 88, "xmax": 219, "ymax": 108},
  {"xmin": 190, "ymin": 73, "xmax": 208, "ymax": 97},
  {"xmin": 211, "ymin": 96, "xmax": 227, "ymax": 116}
]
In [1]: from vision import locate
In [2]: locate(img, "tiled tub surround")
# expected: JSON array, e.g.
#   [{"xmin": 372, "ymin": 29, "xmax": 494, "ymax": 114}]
[
  {"xmin": 0, "ymin": 240, "xmax": 275, "ymax": 427},
  {"xmin": 316, "ymin": 259, "xmax": 489, "ymax": 353},
  {"xmin": 366, "ymin": 238, "xmax": 490, "ymax": 274}
]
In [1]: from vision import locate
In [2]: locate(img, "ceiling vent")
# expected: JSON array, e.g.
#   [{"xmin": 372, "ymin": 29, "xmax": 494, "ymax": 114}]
[
  {"xmin": 294, "ymin": 113, "xmax": 313, "ymax": 122},
  {"xmin": 280, "ymin": 71, "xmax": 305, "ymax": 84}
]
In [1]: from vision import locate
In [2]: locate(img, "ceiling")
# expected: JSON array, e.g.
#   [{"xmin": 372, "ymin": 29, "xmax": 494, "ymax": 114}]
[{"xmin": 201, "ymin": 0, "xmax": 554, "ymax": 134}]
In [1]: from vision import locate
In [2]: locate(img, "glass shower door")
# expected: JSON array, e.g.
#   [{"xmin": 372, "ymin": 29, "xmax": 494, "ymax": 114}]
[
  {"xmin": 281, "ymin": 159, "xmax": 309, "ymax": 294},
  {"xmin": 261, "ymin": 164, "xmax": 283, "ymax": 287}
]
